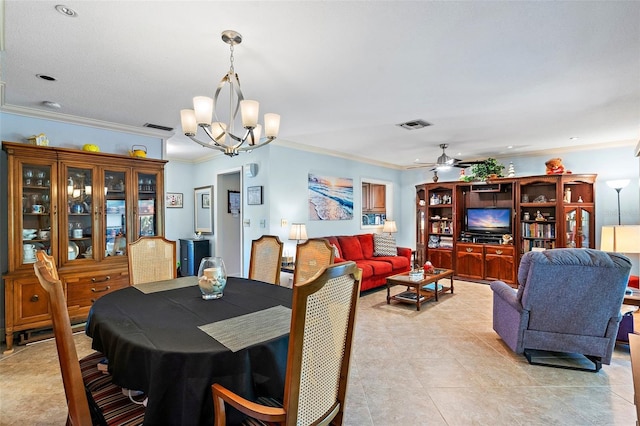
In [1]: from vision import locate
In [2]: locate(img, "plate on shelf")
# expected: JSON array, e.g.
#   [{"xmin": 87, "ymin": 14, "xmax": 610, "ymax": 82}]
[{"xmin": 68, "ymin": 242, "xmax": 79, "ymax": 260}]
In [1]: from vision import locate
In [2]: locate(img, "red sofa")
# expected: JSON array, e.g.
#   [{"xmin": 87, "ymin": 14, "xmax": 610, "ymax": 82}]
[{"xmin": 322, "ymin": 234, "xmax": 412, "ymax": 292}]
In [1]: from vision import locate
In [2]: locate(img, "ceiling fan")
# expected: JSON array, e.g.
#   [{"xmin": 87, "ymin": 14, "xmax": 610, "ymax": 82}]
[{"xmin": 409, "ymin": 144, "xmax": 482, "ymax": 170}]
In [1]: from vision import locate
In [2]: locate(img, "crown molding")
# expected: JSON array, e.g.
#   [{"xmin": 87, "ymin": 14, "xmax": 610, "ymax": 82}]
[
  {"xmin": 274, "ymin": 139, "xmax": 404, "ymax": 170},
  {"xmin": 0, "ymin": 102, "xmax": 173, "ymax": 139}
]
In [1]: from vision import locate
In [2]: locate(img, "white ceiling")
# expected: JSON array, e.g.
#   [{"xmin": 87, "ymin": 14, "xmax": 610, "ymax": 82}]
[{"xmin": 1, "ymin": 1, "xmax": 639, "ymax": 166}]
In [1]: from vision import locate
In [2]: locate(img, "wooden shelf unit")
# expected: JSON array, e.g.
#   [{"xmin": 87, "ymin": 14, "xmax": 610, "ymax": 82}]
[{"xmin": 416, "ymin": 174, "xmax": 596, "ymax": 287}]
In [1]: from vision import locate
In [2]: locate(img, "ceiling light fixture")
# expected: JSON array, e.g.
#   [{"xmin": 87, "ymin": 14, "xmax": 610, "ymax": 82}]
[
  {"xmin": 55, "ymin": 5, "xmax": 78, "ymax": 17},
  {"xmin": 180, "ymin": 30, "xmax": 280, "ymax": 157},
  {"xmin": 435, "ymin": 144, "xmax": 455, "ymax": 170}
]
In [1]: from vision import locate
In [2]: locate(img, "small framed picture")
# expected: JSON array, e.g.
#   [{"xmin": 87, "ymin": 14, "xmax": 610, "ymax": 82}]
[
  {"xmin": 247, "ymin": 186, "xmax": 263, "ymax": 205},
  {"xmin": 166, "ymin": 192, "xmax": 183, "ymax": 208},
  {"xmin": 228, "ymin": 190, "xmax": 240, "ymax": 215},
  {"xmin": 202, "ymin": 193, "xmax": 210, "ymax": 209}
]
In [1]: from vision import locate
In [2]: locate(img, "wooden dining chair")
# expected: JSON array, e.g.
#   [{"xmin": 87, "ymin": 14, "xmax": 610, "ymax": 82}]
[
  {"xmin": 293, "ymin": 237, "xmax": 335, "ymax": 285},
  {"xmin": 128, "ymin": 236, "xmax": 177, "ymax": 284},
  {"xmin": 248, "ymin": 235, "xmax": 283, "ymax": 284},
  {"xmin": 33, "ymin": 251, "xmax": 146, "ymax": 425},
  {"xmin": 630, "ymin": 333, "xmax": 640, "ymax": 425},
  {"xmin": 212, "ymin": 261, "xmax": 362, "ymax": 426}
]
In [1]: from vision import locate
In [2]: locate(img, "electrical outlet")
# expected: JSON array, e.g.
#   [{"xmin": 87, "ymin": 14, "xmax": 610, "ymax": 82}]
[
  {"xmin": 243, "ymin": 219, "xmax": 250, "ymax": 227},
  {"xmin": 281, "ymin": 219, "xmax": 288, "ymax": 227}
]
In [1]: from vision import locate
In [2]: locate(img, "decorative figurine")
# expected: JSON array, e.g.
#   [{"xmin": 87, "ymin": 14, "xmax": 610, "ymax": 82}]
[
  {"xmin": 535, "ymin": 210, "xmax": 546, "ymax": 221},
  {"xmin": 507, "ymin": 162, "xmax": 516, "ymax": 177}
]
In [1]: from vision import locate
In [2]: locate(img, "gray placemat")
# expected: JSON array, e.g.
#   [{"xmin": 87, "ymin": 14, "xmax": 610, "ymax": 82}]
[
  {"xmin": 134, "ymin": 276, "xmax": 198, "ymax": 294},
  {"xmin": 198, "ymin": 305, "xmax": 292, "ymax": 352}
]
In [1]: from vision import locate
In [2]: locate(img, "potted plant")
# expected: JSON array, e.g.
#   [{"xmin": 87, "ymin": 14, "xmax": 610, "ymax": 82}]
[{"xmin": 470, "ymin": 158, "xmax": 505, "ymax": 181}]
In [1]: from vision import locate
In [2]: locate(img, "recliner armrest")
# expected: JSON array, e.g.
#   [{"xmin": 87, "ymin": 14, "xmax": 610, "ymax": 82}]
[{"xmin": 490, "ymin": 281, "xmax": 521, "ymax": 312}]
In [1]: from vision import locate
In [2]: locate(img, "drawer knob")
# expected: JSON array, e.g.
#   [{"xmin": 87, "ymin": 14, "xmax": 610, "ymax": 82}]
[
  {"xmin": 30, "ymin": 294, "xmax": 39, "ymax": 302},
  {"xmin": 91, "ymin": 286, "xmax": 111, "ymax": 293},
  {"xmin": 466, "ymin": 248, "xmax": 473, "ymax": 252},
  {"xmin": 91, "ymin": 276, "xmax": 111, "ymax": 283},
  {"xmin": 496, "ymin": 250, "xmax": 503, "ymax": 255}
]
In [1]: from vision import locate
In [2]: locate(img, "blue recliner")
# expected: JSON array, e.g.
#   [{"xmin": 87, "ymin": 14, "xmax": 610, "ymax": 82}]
[{"xmin": 491, "ymin": 248, "xmax": 631, "ymax": 372}]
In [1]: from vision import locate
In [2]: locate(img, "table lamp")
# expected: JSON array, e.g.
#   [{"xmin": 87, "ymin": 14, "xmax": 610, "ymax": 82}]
[
  {"xmin": 600, "ymin": 225, "xmax": 640, "ymax": 254},
  {"xmin": 288, "ymin": 223, "xmax": 308, "ymax": 245},
  {"xmin": 382, "ymin": 220, "xmax": 397, "ymax": 237}
]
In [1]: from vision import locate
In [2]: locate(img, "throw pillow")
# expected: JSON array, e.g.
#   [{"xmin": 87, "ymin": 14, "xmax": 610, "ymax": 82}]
[
  {"xmin": 373, "ymin": 234, "xmax": 397, "ymax": 257},
  {"xmin": 331, "ymin": 244, "xmax": 340, "ymax": 259}
]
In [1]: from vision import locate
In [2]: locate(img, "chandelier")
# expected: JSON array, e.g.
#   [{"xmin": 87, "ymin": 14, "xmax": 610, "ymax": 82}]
[{"xmin": 180, "ymin": 30, "xmax": 280, "ymax": 157}]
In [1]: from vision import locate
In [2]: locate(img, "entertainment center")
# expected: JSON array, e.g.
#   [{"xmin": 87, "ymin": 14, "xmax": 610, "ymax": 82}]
[{"xmin": 415, "ymin": 174, "xmax": 596, "ymax": 287}]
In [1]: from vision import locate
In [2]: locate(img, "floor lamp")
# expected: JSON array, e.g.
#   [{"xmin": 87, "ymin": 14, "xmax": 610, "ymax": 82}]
[{"xmin": 606, "ymin": 179, "xmax": 630, "ymax": 225}]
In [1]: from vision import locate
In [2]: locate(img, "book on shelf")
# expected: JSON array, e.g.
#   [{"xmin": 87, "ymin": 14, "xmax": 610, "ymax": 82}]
[
  {"xmin": 422, "ymin": 283, "xmax": 443, "ymax": 292},
  {"xmin": 394, "ymin": 291, "xmax": 425, "ymax": 302}
]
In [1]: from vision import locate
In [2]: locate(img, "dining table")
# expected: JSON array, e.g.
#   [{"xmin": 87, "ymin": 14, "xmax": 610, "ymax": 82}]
[{"xmin": 85, "ymin": 276, "xmax": 293, "ymax": 425}]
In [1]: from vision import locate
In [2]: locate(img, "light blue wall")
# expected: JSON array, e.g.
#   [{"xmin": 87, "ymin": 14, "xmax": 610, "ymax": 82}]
[{"xmin": 0, "ymin": 112, "xmax": 163, "ymax": 158}]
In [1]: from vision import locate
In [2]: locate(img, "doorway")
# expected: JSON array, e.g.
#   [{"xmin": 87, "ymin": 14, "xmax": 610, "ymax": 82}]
[{"xmin": 216, "ymin": 170, "xmax": 242, "ymax": 276}]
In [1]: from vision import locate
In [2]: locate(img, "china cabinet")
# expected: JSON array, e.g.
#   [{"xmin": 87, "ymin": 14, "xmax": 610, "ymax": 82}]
[{"xmin": 2, "ymin": 141, "xmax": 167, "ymax": 351}]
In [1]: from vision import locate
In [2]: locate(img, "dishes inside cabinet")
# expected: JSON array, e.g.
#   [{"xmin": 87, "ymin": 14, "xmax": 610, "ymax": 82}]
[{"xmin": 68, "ymin": 242, "xmax": 79, "ymax": 260}]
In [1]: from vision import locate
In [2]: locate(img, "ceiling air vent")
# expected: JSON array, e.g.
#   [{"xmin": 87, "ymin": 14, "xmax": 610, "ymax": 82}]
[
  {"xmin": 143, "ymin": 123, "xmax": 174, "ymax": 132},
  {"xmin": 396, "ymin": 119, "xmax": 432, "ymax": 130}
]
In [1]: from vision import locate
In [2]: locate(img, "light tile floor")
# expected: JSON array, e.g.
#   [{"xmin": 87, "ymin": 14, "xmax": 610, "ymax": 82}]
[{"xmin": 0, "ymin": 280, "xmax": 636, "ymax": 425}]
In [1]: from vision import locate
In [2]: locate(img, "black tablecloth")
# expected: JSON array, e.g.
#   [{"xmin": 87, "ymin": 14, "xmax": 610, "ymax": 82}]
[{"xmin": 86, "ymin": 276, "xmax": 293, "ymax": 425}]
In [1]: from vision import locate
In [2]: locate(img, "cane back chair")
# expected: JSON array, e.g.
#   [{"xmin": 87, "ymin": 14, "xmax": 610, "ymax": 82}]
[
  {"xmin": 128, "ymin": 236, "xmax": 176, "ymax": 285},
  {"xmin": 248, "ymin": 235, "xmax": 284, "ymax": 285},
  {"xmin": 293, "ymin": 238, "xmax": 335, "ymax": 285},
  {"xmin": 34, "ymin": 250, "xmax": 145, "ymax": 425},
  {"xmin": 212, "ymin": 261, "xmax": 361, "ymax": 425}
]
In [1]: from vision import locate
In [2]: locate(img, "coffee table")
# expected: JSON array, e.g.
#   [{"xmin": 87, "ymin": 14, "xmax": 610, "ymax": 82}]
[
  {"xmin": 624, "ymin": 287, "xmax": 640, "ymax": 307},
  {"xmin": 386, "ymin": 268, "xmax": 454, "ymax": 311}
]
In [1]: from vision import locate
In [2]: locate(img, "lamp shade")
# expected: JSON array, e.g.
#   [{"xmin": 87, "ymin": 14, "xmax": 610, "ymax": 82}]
[
  {"xmin": 382, "ymin": 220, "xmax": 397, "ymax": 234},
  {"xmin": 606, "ymin": 179, "xmax": 630, "ymax": 190},
  {"xmin": 288, "ymin": 223, "xmax": 308, "ymax": 241},
  {"xmin": 600, "ymin": 225, "xmax": 640, "ymax": 253}
]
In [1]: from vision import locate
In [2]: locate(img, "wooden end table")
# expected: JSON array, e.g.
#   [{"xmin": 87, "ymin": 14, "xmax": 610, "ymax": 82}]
[{"xmin": 386, "ymin": 268, "xmax": 454, "ymax": 311}]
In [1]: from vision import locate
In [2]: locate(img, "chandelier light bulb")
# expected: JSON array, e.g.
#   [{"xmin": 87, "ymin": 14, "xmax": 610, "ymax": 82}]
[
  {"xmin": 240, "ymin": 100, "xmax": 259, "ymax": 128},
  {"xmin": 180, "ymin": 109, "xmax": 197, "ymax": 136},
  {"xmin": 264, "ymin": 113, "xmax": 281, "ymax": 138},
  {"xmin": 211, "ymin": 122, "xmax": 227, "ymax": 144},
  {"xmin": 193, "ymin": 96, "xmax": 214, "ymax": 126}
]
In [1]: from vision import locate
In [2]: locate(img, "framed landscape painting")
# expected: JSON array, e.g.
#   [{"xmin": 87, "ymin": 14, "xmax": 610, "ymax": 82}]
[{"xmin": 308, "ymin": 173, "xmax": 353, "ymax": 220}]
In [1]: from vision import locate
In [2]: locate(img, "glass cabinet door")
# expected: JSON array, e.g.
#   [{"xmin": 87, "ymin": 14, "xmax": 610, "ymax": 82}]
[
  {"xmin": 135, "ymin": 171, "xmax": 159, "ymax": 237},
  {"xmin": 21, "ymin": 163, "xmax": 54, "ymax": 265},
  {"xmin": 63, "ymin": 165, "xmax": 95, "ymax": 263},
  {"xmin": 104, "ymin": 169, "xmax": 129, "ymax": 258},
  {"xmin": 564, "ymin": 207, "xmax": 592, "ymax": 248}
]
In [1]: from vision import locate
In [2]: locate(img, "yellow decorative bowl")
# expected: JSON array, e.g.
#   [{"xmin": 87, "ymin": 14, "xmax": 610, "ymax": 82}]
[{"xmin": 82, "ymin": 144, "xmax": 100, "ymax": 152}]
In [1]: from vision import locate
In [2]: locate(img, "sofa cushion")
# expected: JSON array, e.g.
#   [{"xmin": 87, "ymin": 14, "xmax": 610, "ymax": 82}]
[
  {"xmin": 373, "ymin": 234, "xmax": 397, "ymax": 257},
  {"xmin": 357, "ymin": 234, "xmax": 375, "ymax": 259},
  {"xmin": 337, "ymin": 236, "xmax": 364, "ymax": 260},
  {"xmin": 358, "ymin": 259, "xmax": 393, "ymax": 276},
  {"xmin": 353, "ymin": 261, "xmax": 374, "ymax": 278},
  {"xmin": 372, "ymin": 255, "xmax": 410, "ymax": 270}
]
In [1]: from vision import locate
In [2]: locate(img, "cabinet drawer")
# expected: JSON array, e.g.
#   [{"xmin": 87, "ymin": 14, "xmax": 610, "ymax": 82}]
[
  {"xmin": 456, "ymin": 244, "xmax": 483, "ymax": 254},
  {"xmin": 11, "ymin": 277, "xmax": 52, "ymax": 325},
  {"xmin": 485, "ymin": 245, "xmax": 514, "ymax": 256},
  {"xmin": 65, "ymin": 272, "xmax": 129, "ymax": 307}
]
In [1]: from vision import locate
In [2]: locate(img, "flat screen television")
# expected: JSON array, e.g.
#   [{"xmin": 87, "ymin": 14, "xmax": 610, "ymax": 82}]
[{"xmin": 465, "ymin": 207, "xmax": 512, "ymax": 234}]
